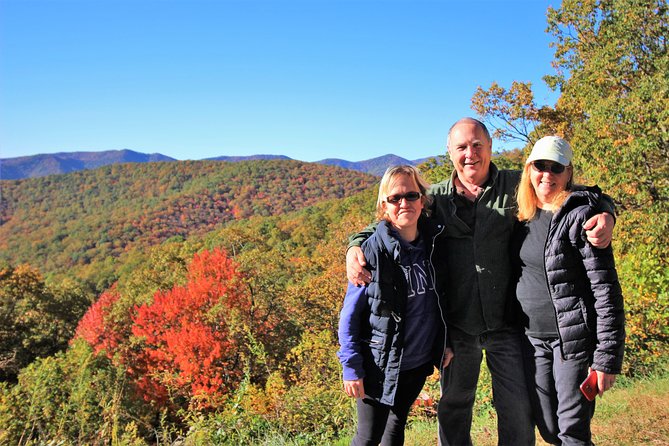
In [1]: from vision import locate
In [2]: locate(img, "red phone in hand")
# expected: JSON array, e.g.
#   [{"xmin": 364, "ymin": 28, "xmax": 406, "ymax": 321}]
[{"xmin": 580, "ymin": 370, "xmax": 599, "ymax": 401}]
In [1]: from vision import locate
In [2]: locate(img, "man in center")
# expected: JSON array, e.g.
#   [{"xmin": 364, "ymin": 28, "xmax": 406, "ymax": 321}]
[{"xmin": 346, "ymin": 117, "xmax": 615, "ymax": 445}]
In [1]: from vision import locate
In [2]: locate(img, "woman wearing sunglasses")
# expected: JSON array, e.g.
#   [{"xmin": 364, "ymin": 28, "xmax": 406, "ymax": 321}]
[
  {"xmin": 511, "ymin": 136, "xmax": 625, "ymax": 445},
  {"xmin": 337, "ymin": 165, "xmax": 453, "ymax": 445}
]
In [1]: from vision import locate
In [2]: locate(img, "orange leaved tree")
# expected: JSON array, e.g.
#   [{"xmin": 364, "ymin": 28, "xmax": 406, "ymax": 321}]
[
  {"xmin": 130, "ymin": 248, "xmax": 252, "ymax": 409},
  {"xmin": 76, "ymin": 248, "xmax": 257, "ymax": 411}
]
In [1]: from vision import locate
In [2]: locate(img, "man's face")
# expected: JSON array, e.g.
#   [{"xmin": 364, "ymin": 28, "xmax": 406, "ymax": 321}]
[{"xmin": 447, "ymin": 121, "xmax": 492, "ymax": 186}]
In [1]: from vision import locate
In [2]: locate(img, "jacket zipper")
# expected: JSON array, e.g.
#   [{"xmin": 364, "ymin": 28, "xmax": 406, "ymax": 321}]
[
  {"xmin": 429, "ymin": 224, "xmax": 449, "ymax": 369},
  {"xmin": 542, "ymin": 211, "xmax": 566, "ymax": 360}
]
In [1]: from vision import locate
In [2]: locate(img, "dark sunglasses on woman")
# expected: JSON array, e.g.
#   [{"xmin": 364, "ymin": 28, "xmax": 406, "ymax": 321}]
[
  {"xmin": 531, "ymin": 160, "xmax": 567, "ymax": 174},
  {"xmin": 386, "ymin": 191, "xmax": 422, "ymax": 204}
]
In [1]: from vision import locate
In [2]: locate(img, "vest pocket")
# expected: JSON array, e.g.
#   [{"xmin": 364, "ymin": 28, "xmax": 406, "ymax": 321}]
[
  {"xmin": 578, "ymin": 297, "xmax": 593, "ymax": 333},
  {"xmin": 368, "ymin": 331, "xmax": 391, "ymax": 367}
]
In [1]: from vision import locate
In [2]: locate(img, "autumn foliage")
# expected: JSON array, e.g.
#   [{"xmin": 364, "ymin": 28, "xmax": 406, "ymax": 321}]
[
  {"xmin": 3, "ymin": 3, "xmax": 668, "ymax": 435},
  {"xmin": 0, "ymin": 264, "xmax": 90, "ymax": 382},
  {"xmin": 75, "ymin": 248, "xmax": 256, "ymax": 410},
  {"xmin": 74, "ymin": 285, "xmax": 124, "ymax": 356},
  {"xmin": 0, "ymin": 160, "xmax": 377, "ymax": 291}
]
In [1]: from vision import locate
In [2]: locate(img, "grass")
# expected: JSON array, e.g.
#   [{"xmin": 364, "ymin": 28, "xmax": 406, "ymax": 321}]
[
  {"xmin": 400, "ymin": 374, "xmax": 669, "ymax": 446},
  {"xmin": 588, "ymin": 375, "xmax": 669, "ymax": 446},
  {"xmin": 202, "ymin": 371, "xmax": 669, "ymax": 445}
]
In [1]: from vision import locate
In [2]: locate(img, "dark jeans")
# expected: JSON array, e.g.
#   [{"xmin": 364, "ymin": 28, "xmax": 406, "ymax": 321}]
[
  {"xmin": 351, "ymin": 362, "xmax": 433, "ymax": 446},
  {"xmin": 438, "ymin": 327, "xmax": 535, "ymax": 446},
  {"xmin": 522, "ymin": 336, "xmax": 596, "ymax": 446}
]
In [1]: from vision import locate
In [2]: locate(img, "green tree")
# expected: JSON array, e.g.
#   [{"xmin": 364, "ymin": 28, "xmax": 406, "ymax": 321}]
[
  {"xmin": 545, "ymin": 0, "xmax": 669, "ymax": 374},
  {"xmin": 471, "ymin": 80, "xmax": 543, "ymax": 145},
  {"xmin": 545, "ymin": 0, "xmax": 669, "ymax": 210},
  {"xmin": 492, "ymin": 148, "xmax": 525, "ymax": 171},
  {"xmin": 418, "ymin": 156, "xmax": 452, "ymax": 184},
  {"xmin": 0, "ymin": 265, "xmax": 91, "ymax": 382}
]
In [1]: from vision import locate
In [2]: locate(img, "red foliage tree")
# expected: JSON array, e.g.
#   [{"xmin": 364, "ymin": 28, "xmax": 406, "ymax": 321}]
[
  {"xmin": 128, "ymin": 248, "xmax": 251, "ymax": 408},
  {"xmin": 74, "ymin": 284, "xmax": 124, "ymax": 355},
  {"xmin": 76, "ymin": 248, "xmax": 256, "ymax": 410}
]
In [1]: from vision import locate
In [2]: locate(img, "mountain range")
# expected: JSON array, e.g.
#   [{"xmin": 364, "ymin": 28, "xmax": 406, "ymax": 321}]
[{"xmin": 0, "ymin": 149, "xmax": 439, "ymax": 180}]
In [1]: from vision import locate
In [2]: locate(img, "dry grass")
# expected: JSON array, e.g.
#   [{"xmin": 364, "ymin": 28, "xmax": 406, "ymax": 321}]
[
  {"xmin": 402, "ymin": 375, "xmax": 669, "ymax": 446},
  {"xmin": 587, "ymin": 377, "xmax": 669, "ymax": 446}
]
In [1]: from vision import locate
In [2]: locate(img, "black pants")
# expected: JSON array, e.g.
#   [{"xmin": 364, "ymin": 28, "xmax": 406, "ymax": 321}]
[
  {"xmin": 438, "ymin": 327, "xmax": 535, "ymax": 446},
  {"xmin": 522, "ymin": 336, "xmax": 596, "ymax": 446},
  {"xmin": 351, "ymin": 362, "xmax": 433, "ymax": 446}
]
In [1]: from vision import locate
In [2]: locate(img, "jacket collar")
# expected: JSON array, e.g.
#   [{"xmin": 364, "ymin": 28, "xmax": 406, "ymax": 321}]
[
  {"xmin": 376, "ymin": 217, "xmax": 444, "ymax": 260},
  {"xmin": 552, "ymin": 185, "xmax": 602, "ymax": 221}
]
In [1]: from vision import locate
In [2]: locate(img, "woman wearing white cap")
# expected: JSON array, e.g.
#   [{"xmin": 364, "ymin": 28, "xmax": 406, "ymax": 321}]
[{"xmin": 511, "ymin": 136, "xmax": 626, "ymax": 445}]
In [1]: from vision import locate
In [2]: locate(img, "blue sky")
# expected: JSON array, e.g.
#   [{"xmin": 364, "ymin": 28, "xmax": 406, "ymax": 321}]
[{"xmin": 1, "ymin": 0, "xmax": 560, "ymax": 162}]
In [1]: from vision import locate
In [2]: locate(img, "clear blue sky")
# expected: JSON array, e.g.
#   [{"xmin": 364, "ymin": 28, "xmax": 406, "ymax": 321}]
[{"xmin": 1, "ymin": 0, "xmax": 560, "ymax": 162}]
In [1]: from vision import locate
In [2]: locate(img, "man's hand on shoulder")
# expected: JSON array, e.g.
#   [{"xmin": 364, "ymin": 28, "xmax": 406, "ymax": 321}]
[
  {"xmin": 346, "ymin": 246, "xmax": 371, "ymax": 286},
  {"xmin": 584, "ymin": 212, "xmax": 615, "ymax": 248}
]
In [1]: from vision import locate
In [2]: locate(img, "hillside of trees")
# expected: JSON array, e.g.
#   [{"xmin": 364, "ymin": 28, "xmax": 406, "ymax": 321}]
[
  {"xmin": 0, "ymin": 185, "xmax": 379, "ymax": 442},
  {"xmin": 0, "ymin": 159, "xmax": 377, "ymax": 290},
  {"xmin": 0, "ymin": 1, "xmax": 667, "ymax": 444}
]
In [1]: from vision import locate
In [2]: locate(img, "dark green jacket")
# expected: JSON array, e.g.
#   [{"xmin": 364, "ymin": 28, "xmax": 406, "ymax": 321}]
[{"xmin": 429, "ymin": 164, "xmax": 521, "ymax": 334}]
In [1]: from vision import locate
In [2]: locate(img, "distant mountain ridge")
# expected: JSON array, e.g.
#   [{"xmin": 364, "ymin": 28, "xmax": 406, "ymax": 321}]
[
  {"xmin": 1, "ymin": 149, "xmax": 176, "ymax": 180},
  {"xmin": 318, "ymin": 154, "xmax": 434, "ymax": 177},
  {"xmin": 1, "ymin": 149, "xmax": 439, "ymax": 180}
]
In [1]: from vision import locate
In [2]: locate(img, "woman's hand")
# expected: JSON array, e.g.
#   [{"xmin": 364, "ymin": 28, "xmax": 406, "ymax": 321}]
[
  {"xmin": 594, "ymin": 369, "xmax": 617, "ymax": 396},
  {"xmin": 343, "ymin": 378, "xmax": 365, "ymax": 398}
]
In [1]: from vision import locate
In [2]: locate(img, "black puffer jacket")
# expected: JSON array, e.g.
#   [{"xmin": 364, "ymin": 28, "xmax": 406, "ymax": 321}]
[{"xmin": 516, "ymin": 186, "xmax": 625, "ymax": 374}]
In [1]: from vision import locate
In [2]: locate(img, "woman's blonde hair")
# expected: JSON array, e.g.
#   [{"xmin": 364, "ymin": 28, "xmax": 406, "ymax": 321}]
[
  {"xmin": 375, "ymin": 165, "xmax": 432, "ymax": 221},
  {"xmin": 517, "ymin": 162, "xmax": 573, "ymax": 221}
]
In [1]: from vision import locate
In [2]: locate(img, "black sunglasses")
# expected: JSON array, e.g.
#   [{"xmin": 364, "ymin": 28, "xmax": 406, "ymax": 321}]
[
  {"xmin": 531, "ymin": 160, "xmax": 567, "ymax": 174},
  {"xmin": 386, "ymin": 191, "xmax": 422, "ymax": 204}
]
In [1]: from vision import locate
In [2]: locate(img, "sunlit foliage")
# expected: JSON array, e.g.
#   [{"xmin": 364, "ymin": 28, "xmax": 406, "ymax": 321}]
[
  {"xmin": 0, "ymin": 264, "xmax": 91, "ymax": 382},
  {"xmin": 0, "ymin": 160, "xmax": 377, "ymax": 292}
]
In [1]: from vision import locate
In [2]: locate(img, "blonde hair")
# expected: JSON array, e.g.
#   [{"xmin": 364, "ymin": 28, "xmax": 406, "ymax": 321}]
[
  {"xmin": 375, "ymin": 165, "xmax": 432, "ymax": 221},
  {"xmin": 517, "ymin": 163, "xmax": 573, "ymax": 221}
]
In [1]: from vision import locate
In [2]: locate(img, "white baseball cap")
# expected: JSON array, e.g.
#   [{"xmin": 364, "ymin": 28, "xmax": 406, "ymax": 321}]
[{"xmin": 526, "ymin": 136, "xmax": 573, "ymax": 166}]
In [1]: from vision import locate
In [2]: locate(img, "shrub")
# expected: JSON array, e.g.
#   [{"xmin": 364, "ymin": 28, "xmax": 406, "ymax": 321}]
[{"xmin": 0, "ymin": 340, "xmax": 148, "ymax": 445}]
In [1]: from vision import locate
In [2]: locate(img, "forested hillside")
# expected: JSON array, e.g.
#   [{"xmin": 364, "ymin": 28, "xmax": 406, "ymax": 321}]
[
  {"xmin": 0, "ymin": 159, "xmax": 377, "ymax": 289},
  {"xmin": 0, "ymin": 180, "xmax": 380, "ymax": 443}
]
